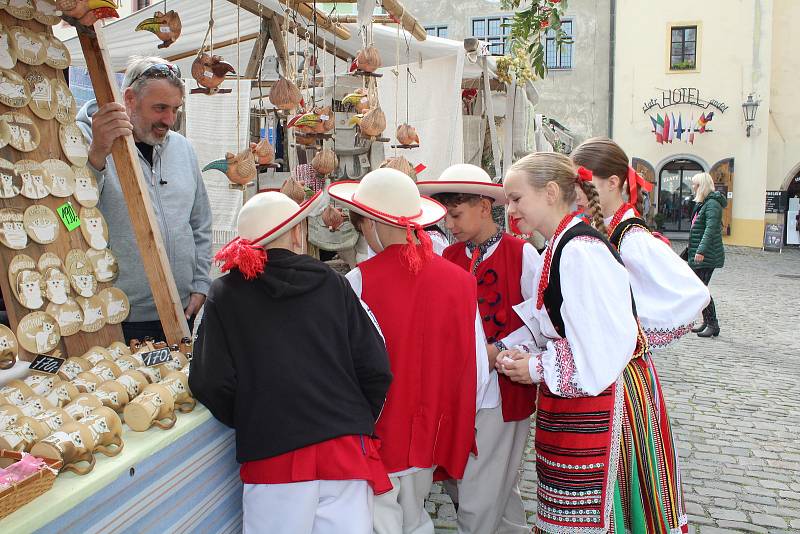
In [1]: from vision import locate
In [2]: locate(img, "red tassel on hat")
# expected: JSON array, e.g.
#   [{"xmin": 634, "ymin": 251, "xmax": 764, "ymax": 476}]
[
  {"xmin": 398, "ymin": 218, "xmax": 433, "ymax": 275},
  {"xmin": 214, "ymin": 237, "xmax": 268, "ymax": 280}
]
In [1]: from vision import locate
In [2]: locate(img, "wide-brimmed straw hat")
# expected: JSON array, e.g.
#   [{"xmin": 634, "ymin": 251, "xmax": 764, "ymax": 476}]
[
  {"xmin": 416, "ymin": 163, "xmax": 506, "ymax": 205},
  {"xmin": 214, "ymin": 191, "xmax": 324, "ymax": 280},
  {"xmin": 327, "ymin": 168, "xmax": 446, "ymax": 228}
]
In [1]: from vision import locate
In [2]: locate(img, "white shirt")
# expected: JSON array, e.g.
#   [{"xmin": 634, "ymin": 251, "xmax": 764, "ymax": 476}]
[
  {"xmin": 511, "ymin": 218, "xmax": 638, "ymax": 397},
  {"xmin": 458, "ymin": 238, "xmax": 541, "ymax": 410},
  {"xmin": 608, "ymin": 209, "xmax": 711, "ymax": 349}
]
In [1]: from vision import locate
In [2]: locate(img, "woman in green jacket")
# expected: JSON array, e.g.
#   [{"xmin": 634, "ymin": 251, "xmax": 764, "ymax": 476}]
[{"xmin": 687, "ymin": 172, "xmax": 727, "ymax": 337}]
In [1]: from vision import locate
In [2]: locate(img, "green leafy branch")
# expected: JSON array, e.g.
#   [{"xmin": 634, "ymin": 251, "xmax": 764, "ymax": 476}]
[{"xmin": 501, "ymin": 0, "xmax": 571, "ymax": 79}]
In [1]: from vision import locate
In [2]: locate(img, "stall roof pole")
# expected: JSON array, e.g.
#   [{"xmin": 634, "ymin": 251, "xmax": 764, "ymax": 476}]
[
  {"xmin": 79, "ymin": 24, "xmax": 191, "ymax": 344},
  {"xmin": 482, "ymin": 57, "xmax": 502, "ymax": 182}
]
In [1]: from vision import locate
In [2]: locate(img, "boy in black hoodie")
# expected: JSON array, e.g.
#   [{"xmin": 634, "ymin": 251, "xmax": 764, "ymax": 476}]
[{"xmin": 190, "ymin": 191, "xmax": 392, "ymax": 534}]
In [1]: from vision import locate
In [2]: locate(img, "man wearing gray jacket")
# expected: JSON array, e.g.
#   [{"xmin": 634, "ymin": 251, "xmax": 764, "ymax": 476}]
[{"xmin": 77, "ymin": 56, "xmax": 212, "ymax": 342}]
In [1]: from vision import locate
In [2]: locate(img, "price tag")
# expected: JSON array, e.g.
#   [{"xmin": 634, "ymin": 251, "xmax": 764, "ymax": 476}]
[
  {"xmin": 141, "ymin": 348, "xmax": 172, "ymax": 367},
  {"xmin": 29, "ymin": 354, "xmax": 66, "ymax": 375},
  {"xmin": 57, "ymin": 202, "xmax": 81, "ymax": 231}
]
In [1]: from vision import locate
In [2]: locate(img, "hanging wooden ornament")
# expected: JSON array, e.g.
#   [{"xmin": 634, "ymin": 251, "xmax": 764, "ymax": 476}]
[
  {"xmin": 342, "ymin": 88, "xmax": 369, "ymax": 113},
  {"xmin": 0, "ymin": 324, "xmax": 19, "ymax": 370},
  {"xmin": 355, "ymin": 46, "xmax": 382, "ymax": 73},
  {"xmin": 58, "ymin": 0, "xmax": 119, "ymax": 26},
  {"xmin": 16, "ymin": 269, "xmax": 45, "ymax": 310},
  {"xmin": 396, "ymin": 123, "xmax": 420, "ymax": 147},
  {"xmin": 67, "ymin": 254, "xmax": 97, "ymax": 299},
  {"xmin": 135, "ymin": 10, "xmax": 182, "ymax": 49},
  {"xmin": 353, "ymin": 106, "xmax": 386, "ymax": 138},
  {"xmin": 79, "ymin": 207, "xmax": 109, "ymax": 250},
  {"xmin": 60, "ymin": 122, "xmax": 89, "ymax": 166},
  {"xmin": 16, "ymin": 160, "xmax": 48, "ymax": 199},
  {"xmin": 4, "ymin": 112, "xmax": 41, "ymax": 152},
  {"xmin": 43, "ymin": 35, "xmax": 71, "ymax": 70},
  {"xmin": 0, "ymin": 158, "xmax": 21, "ymax": 199},
  {"xmin": 42, "ymin": 159, "xmax": 76, "ymax": 197},
  {"xmin": 191, "ymin": 53, "xmax": 234, "ymax": 94},
  {"xmin": 5, "ymin": 0, "xmax": 36, "ymax": 21},
  {"xmin": 0, "ymin": 68, "xmax": 31, "ymax": 109},
  {"xmin": 0, "ymin": 26, "xmax": 17, "ymax": 70},
  {"xmin": 321, "ymin": 205, "xmax": 344, "ymax": 232},
  {"xmin": 43, "ymin": 268, "xmax": 70, "ymax": 305},
  {"xmin": 76, "ymin": 295, "xmax": 106, "ymax": 333},
  {"xmin": 202, "ymin": 148, "xmax": 257, "ymax": 187},
  {"xmin": 317, "ymin": 106, "xmax": 335, "ymax": 133},
  {"xmin": 33, "ymin": 0, "xmax": 62, "ymax": 26},
  {"xmin": 16, "ymin": 311, "xmax": 61, "ymax": 354},
  {"xmin": 26, "ymin": 69, "xmax": 57, "ymax": 120},
  {"xmin": 24, "ymin": 204, "xmax": 60, "ymax": 245},
  {"xmin": 98, "ymin": 287, "xmax": 129, "ymax": 324},
  {"xmin": 46, "ymin": 298, "xmax": 83, "ymax": 337},
  {"xmin": 86, "ymin": 248, "xmax": 118, "ymax": 283},
  {"xmin": 0, "ymin": 208, "xmax": 27, "ymax": 250},
  {"xmin": 53, "ymin": 78, "xmax": 77, "ymax": 125},
  {"xmin": 38, "ymin": 252, "xmax": 64, "ymax": 274},
  {"xmin": 73, "ymin": 166, "xmax": 99, "ymax": 207},
  {"xmin": 381, "ymin": 156, "xmax": 417, "ymax": 181},
  {"xmin": 8, "ymin": 254, "xmax": 36, "ymax": 302},
  {"xmin": 8, "ymin": 27, "xmax": 46, "ymax": 66}
]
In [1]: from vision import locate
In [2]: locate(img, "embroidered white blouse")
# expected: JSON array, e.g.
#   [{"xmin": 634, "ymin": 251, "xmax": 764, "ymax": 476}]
[
  {"xmin": 511, "ymin": 218, "xmax": 639, "ymax": 397},
  {"xmin": 609, "ymin": 208, "xmax": 710, "ymax": 349}
]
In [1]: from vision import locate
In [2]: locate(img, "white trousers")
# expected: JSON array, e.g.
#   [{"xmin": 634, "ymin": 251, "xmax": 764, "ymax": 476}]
[
  {"xmin": 373, "ymin": 468, "xmax": 435, "ymax": 534},
  {"xmin": 446, "ymin": 405, "xmax": 530, "ymax": 534},
  {"xmin": 243, "ymin": 480, "xmax": 373, "ymax": 534}
]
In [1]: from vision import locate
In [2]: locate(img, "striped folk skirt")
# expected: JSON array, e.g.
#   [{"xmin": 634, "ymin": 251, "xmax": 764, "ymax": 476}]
[{"xmin": 534, "ymin": 352, "xmax": 687, "ymax": 534}]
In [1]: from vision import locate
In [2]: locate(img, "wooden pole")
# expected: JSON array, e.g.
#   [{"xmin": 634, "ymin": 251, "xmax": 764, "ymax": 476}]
[
  {"xmin": 79, "ymin": 25, "xmax": 190, "ymax": 344},
  {"xmin": 378, "ymin": 0, "xmax": 427, "ymax": 42},
  {"xmin": 280, "ymin": 0, "xmax": 351, "ymax": 40},
  {"xmin": 245, "ymin": 17, "xmax": 271, "ymax": 78}
]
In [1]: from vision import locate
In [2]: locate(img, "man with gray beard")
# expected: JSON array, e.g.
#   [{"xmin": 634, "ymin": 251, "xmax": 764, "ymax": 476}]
[{"xmin": 77, "ymin": 56, "xmax": 212, "ymax": 342}]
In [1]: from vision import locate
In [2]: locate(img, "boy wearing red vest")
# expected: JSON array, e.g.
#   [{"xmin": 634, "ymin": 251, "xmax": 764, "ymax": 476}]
[
  {"xmin": 418, "ymin": 164, "xmax": 540, "ymax": 534},
  {"xmin": 329, "ymin": 168, "xmax": 491, "ymax": 534}
]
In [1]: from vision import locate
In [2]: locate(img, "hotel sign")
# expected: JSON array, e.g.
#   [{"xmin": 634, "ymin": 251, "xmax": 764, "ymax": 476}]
[{"xmin": 643, "ymin": 88, "xmax": 728, "ymax": 114}]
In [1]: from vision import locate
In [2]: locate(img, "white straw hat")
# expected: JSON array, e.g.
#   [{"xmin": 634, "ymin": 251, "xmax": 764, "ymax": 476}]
[
  {"xmin": 238, "ymin": 190, "xmax": 324, "ymax": 246},
  {"xmin": 328, "ymin": 168, "xmax": 446, "ymax": 228},
  {"xmin": 416, "ymin": 163, "xmax": 506, "ymax": 205}
]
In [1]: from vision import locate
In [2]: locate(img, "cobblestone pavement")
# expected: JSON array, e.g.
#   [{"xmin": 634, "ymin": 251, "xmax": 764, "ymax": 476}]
[{"xmin": 428, "ymin": 245, "xmax": 800, "ymax": 533}]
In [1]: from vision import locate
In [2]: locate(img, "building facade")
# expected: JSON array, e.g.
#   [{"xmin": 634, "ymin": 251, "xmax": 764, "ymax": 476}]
[
  {"xmin": 400, "ymin": 0, "xmax": 612, "ymax": 141},
  {"xmin": 613, "ymin": 0, "xmax": 800, "ymax": 247}
]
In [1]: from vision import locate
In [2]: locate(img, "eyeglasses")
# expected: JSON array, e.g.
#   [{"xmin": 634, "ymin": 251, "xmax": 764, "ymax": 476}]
[{"xmin": 129, "ymin": 63, "xmax": 182, "ymax": 86}]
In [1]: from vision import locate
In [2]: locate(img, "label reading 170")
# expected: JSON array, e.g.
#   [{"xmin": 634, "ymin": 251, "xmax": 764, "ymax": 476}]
[
  {"xmin": 29, "ymin": 354, "xmax": 66, "ymax": 374},
  {"xmin": 142, "ymin": 348, "xmax": 172, "ymax": 367}
]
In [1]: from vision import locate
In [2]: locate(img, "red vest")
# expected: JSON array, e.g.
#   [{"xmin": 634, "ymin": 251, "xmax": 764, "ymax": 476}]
[
  {"xmin": 444, "ymin": 234, "xmax": 537, "ymax": 422},
  {"xmin": 360, "ymin": 245, "xmax": 478, "ymax": 480}
]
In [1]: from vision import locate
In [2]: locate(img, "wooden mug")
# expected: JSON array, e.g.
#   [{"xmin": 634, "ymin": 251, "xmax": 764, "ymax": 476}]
[
  {"xmin": 58, "ymin": 356, "xmax": 91, "ymax": 381},
  {"xmin": 160, "ymin": 371, "xmax": 195, "ymax": 413},
  {"xmin": 95, "ymin": 380, "xmax": 130, "ymax": 412},
  {"xmin": 114, "ymin": 355, "xmax": 142, "ymax": 373},
  {"xmin": 116, "ymin": 370, "xmax": 149, "ymax": 400},
  {"xmin": 31, "ymin": 407, "xmax": 73, "ymax": 434},
  {"xmin": 85, "ymin": 360, "xmax": 122, "ymax": 381},
  {"xmin": 164, "ymin": 350, "xmax": 189, "ymax": 372},
  {"xmin": 21, "ymin": 374, "xmax": 61, "ymax": 396},
  {"xmin": 107, "ymin": 341, "xmax": 132, "ymax": 359},
  {"xmin": 0, "ymin": 382, "xmax": 34, "ymax": 405},
  {"xmin": 82, "ymin": 347, "xmax": 114, "ymax": 367},
  {"xmin": 0, "ymin": 404, "xmax": 23, "ymax": 430},
  {"xmin": 64, "ymin": 393, "xmax": 103, "ymax": 421},
  {"xmin": 123, "ymin": 383, "xmax": 176, "ymax": 431},
  {"xmin": 45, "ymin": 381, "xmax": 80, "ymax": 408},
  {"xmin": 0, "ymin": 423, "xmax": 39, "ymax": 452},
  {"xmin": 30, "ymin": 421, "xmax": 97, "ymax": 475},
  {"xmin": 72, "ymin": 372, "xmax": 101, "ymax": 393},
  {"xmin": 137, "ymin": 365, "xmax": 164, "ymax": 385},
  {"xmin": 19, "ymin": 395, "xmax": 54, "ymax": 417},
  {"xmin": 81, "ymin": 406, "xmax": 124, "ymax": 457},
  {"xmin": 15, "ymin": 409, "xmax": 72, "ymax": 450}
]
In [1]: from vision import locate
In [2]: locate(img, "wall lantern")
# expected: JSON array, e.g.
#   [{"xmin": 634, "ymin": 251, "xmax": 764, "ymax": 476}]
[{"xmin": 742, "ymin": 94, "xmax": 760, "ymax": 137}]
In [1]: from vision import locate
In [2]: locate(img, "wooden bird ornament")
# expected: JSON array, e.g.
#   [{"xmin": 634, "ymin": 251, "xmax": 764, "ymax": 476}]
[
  {"xmin": 59, "ymin": 0, "xmax": 119, "ymax": 29},
  {"xmin": 202, "ymin": 149, "xmax": 257, "ymax": 188},
  {"xmin": 251, "ymin": 139, "xmax": 275, "ymax": 166},
  {"xmin": 191, "ymin": 53, "xmax": 235, "ymax": 95},
  {"xmin": 135, "ymin": 10, "xmax": 182, "ymax": 49}
]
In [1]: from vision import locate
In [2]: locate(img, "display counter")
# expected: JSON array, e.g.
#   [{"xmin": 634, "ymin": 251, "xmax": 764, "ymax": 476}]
[{"xmin": 2, "ymin": 406, "xmax": 242, "ymax": 533}]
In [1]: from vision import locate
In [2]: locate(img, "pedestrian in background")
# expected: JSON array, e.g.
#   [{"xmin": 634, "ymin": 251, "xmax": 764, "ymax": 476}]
[{"xmin": 687, "ymin": 172, "xmax": 726, "ymax": 338}]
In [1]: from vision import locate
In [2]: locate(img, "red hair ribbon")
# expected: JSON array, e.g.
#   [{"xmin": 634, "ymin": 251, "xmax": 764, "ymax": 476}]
[
  {"xmin": 627, "ymin": 166, "xmax": 654, "ymax": 208},
  {"xmin": 576, "ymin": 166, "xmax": 593, "ymax": 183},
  {"xmin": 214, "ymin": 237, "xmax": 267, "ymax": 280}
]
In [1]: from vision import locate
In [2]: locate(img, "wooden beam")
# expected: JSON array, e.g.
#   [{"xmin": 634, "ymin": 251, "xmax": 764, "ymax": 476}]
[
  {"xmin": 329, "ymin": 15, "xmax": 399, "ymax": 24},
  {"xmin": 266, "ymin": 11, "xmax": 290, "ymax": 74},
  {"xmin": 378, "ymin": 0, "xmax": 427, "ymax": 42},
  {"xmin": 79, "ymin": 25, "xmax": 191, "ymax": 344},
  {"xmin": 245, "ymin": 17, "xmax": 271, "ymax": 78},
  {"xmin": 163, "ymin": 32, "xmax": 261, "ymax": 63},
  {"xmin": 280, "ymin": 0, "xmax": 351, "ymax": 40}
]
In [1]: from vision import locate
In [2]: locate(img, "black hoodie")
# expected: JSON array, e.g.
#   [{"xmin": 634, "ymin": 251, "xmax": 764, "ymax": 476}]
[{"xmin": 189, "ymin": 249, "xmax": 392, "ymax": 463}]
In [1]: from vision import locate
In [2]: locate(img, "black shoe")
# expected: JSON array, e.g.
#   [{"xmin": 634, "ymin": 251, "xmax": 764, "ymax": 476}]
[
  {"xmin": 697, "ymin": 325, "xmax": 720, "ymax": 338},
  {"xmin": 691, "ymin": 323, "xmax": 707, "ymax": 333}
]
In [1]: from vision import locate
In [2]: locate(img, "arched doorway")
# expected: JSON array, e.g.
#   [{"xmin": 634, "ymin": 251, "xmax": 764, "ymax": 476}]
[
  {"xmin": 658, "ymin": 158, "xmax": 704, "ymax": 232},
  {"xmin": 786, "ymin": 169, "xmax": 800, "ymax": 246}
]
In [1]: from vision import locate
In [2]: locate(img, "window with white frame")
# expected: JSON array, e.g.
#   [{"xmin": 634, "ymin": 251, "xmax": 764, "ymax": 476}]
[
  {"xmin": 471, "ymin": 16, "xmax": 512, "ymax": 56},
  {"xmin": 425, "ymin": 25, "xmax": 448, "ymax": 39},
  {"xmin": 545, "ymin": 19, "xmax": 573, "ymax": 69}
]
